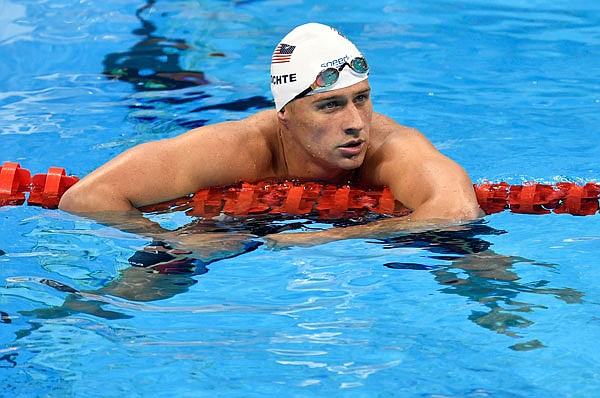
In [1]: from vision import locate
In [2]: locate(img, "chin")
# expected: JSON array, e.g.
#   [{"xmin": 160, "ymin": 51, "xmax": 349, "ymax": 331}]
[{"xmin": 338, "ymin": 158, "xmax": 364, "ymax": 171}]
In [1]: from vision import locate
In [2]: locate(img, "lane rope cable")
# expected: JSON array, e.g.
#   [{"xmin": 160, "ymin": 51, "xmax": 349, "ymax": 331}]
[{"xmin": 1, "ymin": 161, "xmax": 599, "ymax": 218}]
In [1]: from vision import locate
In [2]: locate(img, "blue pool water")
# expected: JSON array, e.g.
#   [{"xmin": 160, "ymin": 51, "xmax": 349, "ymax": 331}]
[{"xmin": 1, "ymin": 0, "xmax": 600, "ymax": 396}]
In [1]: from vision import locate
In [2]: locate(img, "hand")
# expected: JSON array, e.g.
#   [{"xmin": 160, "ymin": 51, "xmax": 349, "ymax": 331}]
[
  {"xmin": 264, "ymin": 229, "xmax": 341, "ymax": 249},
  {"xmin": 155, "ymin": 231, "xmax": 259, "ymax": 261},
  {"xmin": 451, "ymin": 250, "xmax": 523, "ymax": 281}
]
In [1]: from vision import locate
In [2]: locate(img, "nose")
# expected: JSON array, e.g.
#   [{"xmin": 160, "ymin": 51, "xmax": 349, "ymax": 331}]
[{"xmin": 342, "ymin": 103, "xmax": 365, "ymax": 136}]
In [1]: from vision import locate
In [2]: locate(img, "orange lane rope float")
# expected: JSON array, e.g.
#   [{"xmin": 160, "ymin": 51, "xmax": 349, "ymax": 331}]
[
  {"xmin": 0, "ymin": 162, "xmax": 79, "ymax": 208},
  {"xmin": 1, "ymin": 161, "xmax": 599, "ymax": 217}
]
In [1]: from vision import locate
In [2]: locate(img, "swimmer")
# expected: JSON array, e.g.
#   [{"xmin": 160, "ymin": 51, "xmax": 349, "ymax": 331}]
[{"xmin": 59, "ymin": 23, "xmax": 482, "ymax": 249}]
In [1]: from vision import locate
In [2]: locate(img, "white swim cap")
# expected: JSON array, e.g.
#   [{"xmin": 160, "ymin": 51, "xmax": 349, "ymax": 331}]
[{"xmin": 270, "ymin": 23, "xmax": 369, "ymax": 111}]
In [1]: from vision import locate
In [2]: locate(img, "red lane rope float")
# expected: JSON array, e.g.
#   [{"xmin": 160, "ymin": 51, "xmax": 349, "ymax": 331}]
[
  {"xmin": 29, "ymin": 166, "xmax": 80, "ymax": 208},
  {"xmin": 1, "ymin": 161, "xmax": 600, "ymax": 217},
  {"xmin": 138, "ymin": 181, "xmax": 411, "ymax": 220},
  {"xmin": 0, "ymin": 162, "xmax": 31, "ymax": 206},
  {"xmin": 0, "ymin": 162, "xmax": 79, "ymax": 209},
  {"xmin": 475, "ymin": 182, "xmax": 600, "ymax": 216}
]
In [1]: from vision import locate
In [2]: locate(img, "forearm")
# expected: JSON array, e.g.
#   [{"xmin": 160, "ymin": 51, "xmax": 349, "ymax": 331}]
[
  {"xmin": 73, "ymin": 208, "xmax": 171, "ymax": 238},
  {"xmin": 61, "ymin": 198, "xmax": 263, "ymax": 266},
  {"xmin": 266, "ymin": 216, "xmax": 452, "ymax": 248},
  {"xmin": 57, "ymin": 174, "xmax": 156, "ymax": 231}
]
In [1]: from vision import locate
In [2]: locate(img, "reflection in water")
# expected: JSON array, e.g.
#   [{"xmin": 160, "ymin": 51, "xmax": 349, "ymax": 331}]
[
  {"xmin": 102, "ymin": 0, "xmax": 208, "ymax": 92},
  {"xmin": 376, "ymin": 222, "xmax": 583, "ymax": 350},
  {"xmin": 16, "ymin": 216, "xmax": 318, "ymax": 321},
  {"xmin": 102, "ymin": 0, "xmax": 272, "ymax": 128},
  {"xmin": 19, "ymin": 239, "xmax": 261, "ymax": 320},
  {"xmin": 15, "ymin": 220, "xmax": 584, "ymax": 351}
]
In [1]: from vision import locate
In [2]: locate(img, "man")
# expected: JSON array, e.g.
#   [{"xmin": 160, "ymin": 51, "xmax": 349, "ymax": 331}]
[{"xmin": 59, "ymin": 23, "xmax": 482, "ymax": 247}]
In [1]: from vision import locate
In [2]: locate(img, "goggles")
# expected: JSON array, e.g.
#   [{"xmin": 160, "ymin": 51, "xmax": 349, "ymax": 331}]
[{"xmin": 296, "ymin": 57, "xmax": 369, "ymax": 99}]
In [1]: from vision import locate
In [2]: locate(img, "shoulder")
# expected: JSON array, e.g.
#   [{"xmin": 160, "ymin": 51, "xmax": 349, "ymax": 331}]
[
  {"xmin": 360, "ymin": 112, "xmax": 454, "ymax": 192},
  {"xmin": 172, "ymin": 110, "xmax": 279, "ymax": 159},
  {"xmin": 369, "ymin": 113, "xmax": 434, "ymax": 151},
  {"xmin": 228, "ymin": 109, "xmax": 279, "ymax": 132},
  {"xmin": 158, "ymin": 109, "xmax": 281, "ymax": 186},
  {"xmin": 362, "ymin": 113, "xmax": 437, "ymax": 182},
  {"xmin": 365, "ymin": 113, "xmax": 461, "ymax": 183},
  {"xmin": 363, "ymin": 113, "xmax": 481, "ymax": 220}
]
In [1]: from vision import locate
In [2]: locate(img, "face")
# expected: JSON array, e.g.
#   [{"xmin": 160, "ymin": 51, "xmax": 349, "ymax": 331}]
[{"xmin": 279, "ymin": 79, "xmax": 373, "ymax": 178}]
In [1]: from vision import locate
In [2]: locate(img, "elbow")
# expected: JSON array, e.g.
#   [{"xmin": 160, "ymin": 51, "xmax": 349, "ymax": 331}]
[
  {"xmin": 58, "ymin": 182, "xmax": 132, "ymax": 214},
  {"xmin": 457, "ymin": 204, "xmax": 485, "ymax": 221},
  {"xmin": 58, "ymin": 183, "xmax": 91, "ymax": 214},
  {"xmin": 440, "ymin": 200, "xmax": 486, "ymax": 222},
  {"xmin": 409, "ymin": 199, "xmax": 484, "ymax": 223}
]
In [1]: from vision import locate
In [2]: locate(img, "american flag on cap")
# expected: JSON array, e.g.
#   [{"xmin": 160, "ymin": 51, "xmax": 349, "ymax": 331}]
[{"xmin": 272, "ymin": 43, "xmax": 296, "ymax": 64}]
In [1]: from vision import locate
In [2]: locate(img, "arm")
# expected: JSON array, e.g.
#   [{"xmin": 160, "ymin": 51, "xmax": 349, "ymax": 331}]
[
  {"xmin": 58, "ymin": 111, "xmax": 276, "ymax": 255},
  {"xmin": 368, "ymin": 116, "xmax": 483, "ymax": 222},
  {"xmin": 59, "ymin": 111, "xmax": 275, "ymax": 213}
]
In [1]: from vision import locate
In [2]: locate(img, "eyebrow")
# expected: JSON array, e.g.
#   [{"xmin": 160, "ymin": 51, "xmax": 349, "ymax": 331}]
[
  {"xmin": 313, "ymin": 94, "xmax": 345, "ymax": 104},
  {"xmin": 312, "ymin": 88, "xmax": 371, "ymax": 104}
]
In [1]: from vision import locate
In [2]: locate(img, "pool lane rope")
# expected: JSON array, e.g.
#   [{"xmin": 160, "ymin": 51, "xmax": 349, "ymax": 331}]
[{"xmin": 2, "ymin": 161, "xmax": 599, "ymax": 218}]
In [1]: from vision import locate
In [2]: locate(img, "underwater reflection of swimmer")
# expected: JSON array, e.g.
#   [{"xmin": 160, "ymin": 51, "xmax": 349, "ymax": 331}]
[
  {"xmin": 102, "ymin": 0, "xmax": 273, "ymax": 128},
  {"xmin": 20, "ymin": 239, "xmax": 261, "ymax": 320},
  {"xmin": 102, "ymin": 0, "xmax": 208, "ymax": 91},
  {"xmin": 378, "ymin": 223, "xmax": 583, "ymax": 349}
]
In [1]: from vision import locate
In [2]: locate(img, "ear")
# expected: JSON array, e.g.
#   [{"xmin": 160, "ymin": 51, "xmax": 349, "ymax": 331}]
[{"xmin": 276, "ymin": 108, "xmax": 289, "ymax": 129}]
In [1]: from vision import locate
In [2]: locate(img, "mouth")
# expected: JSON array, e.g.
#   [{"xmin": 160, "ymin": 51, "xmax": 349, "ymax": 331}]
[{"xmin": 338, "ymin": 140, "xmax": 365, "ymax": 156}]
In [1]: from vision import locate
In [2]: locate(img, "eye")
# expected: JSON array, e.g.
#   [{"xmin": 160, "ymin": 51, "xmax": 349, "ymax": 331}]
[
  {"xmin": 317, "ymin": 100, "xmax": 339, "ymax": 110},
  {"xmin": 355, "ymin": 92, "xmax": 370, "ymax": 103}
]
